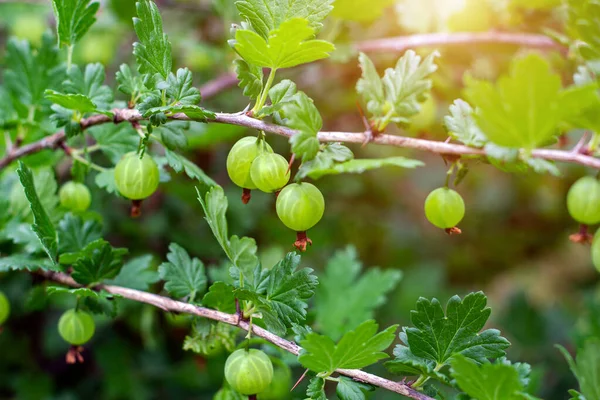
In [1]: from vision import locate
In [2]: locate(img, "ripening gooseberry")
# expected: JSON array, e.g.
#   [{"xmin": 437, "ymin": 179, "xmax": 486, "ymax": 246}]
[
  {"xmin": 59, "ymin": 181, "xmax": 92, "ymax": 212},
  {"xmin": 250, "ymin": 153, "xmax": 290, "ymax": 193},
  {"xmin": 0, "ymin": 291, "xmax": 10, "ymax": 325},
  {"xmin": 424, "ymin": 187, "xmax": 465, "ymax": 229},
  {"xmin": 276, "ymin": 183, "xmax": 325, "ymax": 232},
  {"xmin": 226, "ymin": 137, "xmax": 273, "ymax": 190},
  {"xmin": 567, "ymin": 176, "xmax": 600, "ymax": 225},
  {"xmin": 114, "ymin": 152, "xmax": 160, "ymax": 200},
  {"xmin": 58, "ymin": 309, "xmax": 95, "ymax": 346},
  {"xmin": 224, "ymin": 349, "xmax": 274, "ymax": 395}
]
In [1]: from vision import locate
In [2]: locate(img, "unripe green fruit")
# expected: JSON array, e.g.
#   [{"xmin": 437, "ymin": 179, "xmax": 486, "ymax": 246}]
[
  {"xmin": 59, "ymin": 181, "xmax": 92, "ymax": 212},
  {"xmin": 424, "ymin": 187, "xmax": 465, "ymax": 229},
  {"xmin": 227, "ymin": 137, "xmax": 273, "ymax": 189},
  {"xmin": 276, "ymin": 183, "xmax": 325, "ymax": 232},
  {"xmin": 250, "ymin": 153, "xmax": 290, "ymax": 193},
  {"xmin": 224, "ymin": 349, "xmax": 274, "ymax": 395},
  {"xmin": 593, "ymin": 230, "xmax": 600, "ymax": 273},
  {"xmin": 567, "ymin": 176, "xmax": 600, "ymax": 225},
  {"xmin": 257, "ymin": 361, "xmax": 292, "ymax": 400},
  {"xmin": 114, "ymin": 152, "xmax": 160, "ymax": 200},
  {"xmin": 58, "ymin": 309, "xmax": 95, "ymax": 346},
  {"xmin": 0, "ymin": 292, "xmax": 10, "ymax": 325}
]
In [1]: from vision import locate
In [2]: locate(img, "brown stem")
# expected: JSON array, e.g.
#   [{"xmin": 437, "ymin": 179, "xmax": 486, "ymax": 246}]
[{"xmin": 36, "ymin": 270, "xmax": 433, "ymax": 400}]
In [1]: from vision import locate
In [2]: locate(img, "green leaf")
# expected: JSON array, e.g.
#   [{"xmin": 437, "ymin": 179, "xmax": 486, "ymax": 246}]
[
  {"xmin": 51, "ymin": 0, "xmax": 100, "ymax": 48},
  {"xmin": 331, "ymin": 0, "xmax": 394, "ymax": 22},
  {"xmin": 9, "ymin": 167, "xmax": 61, "ymax": 222},
  {"xmin": 202, "ymin": 282, "xmax": 236, "ymax": 313},
  {"xmin": 4, "ymin": 36, "xmax": 63, "ymax": 108},
  {"xmin": 196, "ymin": 185, "xmax": 259, "ymax": 274},
  {"xmin": 444, "ymin": 99, "xmax": 488, "ymax": 147},
  {"xmin": 46, "ymin": 286, "xmax": 106, "ymax": 299},
  {"xmin": 296, "ymin": 143, "xmax": 354, "ymax": 180},
  {"xmin": 315, "ymin": 246, "xmax": 401, "ymax": 340},
  {"xmin": 133, "ymin": 0, "xmax": 172, "ymax": 81},
  {"xmin": 357, "ymin": 51, "xmax": 438, "ymax": 131},
  {"xmin": 336, "ymin": 376, "xmax": 375, "ymax": 400},
  {"xmin": 236, "ymin": 0, "xmax": 334, "ymax": 40},
  {"xmin": 107, "ymin": 255, "xmax": 158, "ymax": 291},
  {"xmin": 158, "ymin": 243, "xmax": 207, "ymax": 301},
  {"xmin": 236, "ymin": 252, "xmax": 318, "ymax": 335},
  {"xmin": 558, "ymin": 338, "xmax": 600, "ymax": 400},
  {"xmin": 116, "ymin": 63, "xmax": 146, "ymax": 99},
  {"xmin": 282, "ymin": 92, "xmax": 323, "ymax": 162},
  {"xmin": 567, "ymin": 0, "xmax": 600, "ymax": 67},
  {"xmin": 465, "ymin": 54, "xmax": 597, "ymax": 149},
  {"xmin": 306, "ymin": 157, "xmax": 424, "ymax": 180},
  {"xmin": 450, "ymin": 355, "xmax": 527, "ymax": 400},
  {"xmin": 234, "ymin": 18, "xmax": 334, "ymax": 69},
  {"xmin": 306, "ymin": 377, "xmax": 327, "ymax": 400},
  {"xmin": 290, "ymin": 132, "xmax": 320, "ymax": 162},
  {"xmin": 385, "ymin": 345, "xmax": 449, "ymax": 384},
  {"xmin": 95, "ymin": 168, "xmax": 118, "ymax": 194},
  {"xmin": 184, "ymin": 320, "xmax": 236, "ymax": 355},
  {"xmin": 234, "ymin": 59, "xmax": 263, "ymax": 99},
  {"xmin": 402, "ymin": 292, "xmax": 510, "ymax": 367},
  {"xmin": 71, "ymin": 239, "xmax": 128, "ymax": 285},
  {"xmin": 63, "ymin": 63, "xmax": 114, "ymax": 110},
  {"xmin": 299, "ymin": 320, "xmax": 397, "ymax": 374},
  {"xmin": 0, "ymin": 255, "xmax": 53, "ymax": 272},
  {"xmin": 257, "ymin": 79, "xmax": 298, "ymax": 117},
  {"xmin": 156, "ymin": 122, "xmax": 189, "ymax": 150},
  {"xmin": 57, "ymin": 213, "xmax": 102, "ymax": 255},
  {"xmin": 16, "ymin": 162, "xmax": 59, "ymax": 265},
  {"xmin": 89, "ymin": 124, "xmax": 139, "ymax": 164},
  {"xmin": 167, "ymin": 68, "xmax": 201, "ymax": 105},
  {"xmin": 44, "ymin": 90, "xmax": 97, "ymax": 113},
  {"xmin": 165, "ymin": 149, "xmax": 216, "ymax": 186}
]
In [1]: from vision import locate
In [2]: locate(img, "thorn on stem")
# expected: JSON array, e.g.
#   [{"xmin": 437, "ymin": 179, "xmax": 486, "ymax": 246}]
[
  {"xmin": 286, "ymin": 153, "xmax": 296, "ymax": 175},
  {"xmin": 291, "ymin": 369, "xmax": 309, "ymax": 391}
]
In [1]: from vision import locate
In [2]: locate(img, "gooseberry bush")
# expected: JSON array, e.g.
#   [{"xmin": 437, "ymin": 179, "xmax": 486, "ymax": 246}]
[{"xmin": 1, "ymin": 0, "xmax": 600, "ymax": 399}]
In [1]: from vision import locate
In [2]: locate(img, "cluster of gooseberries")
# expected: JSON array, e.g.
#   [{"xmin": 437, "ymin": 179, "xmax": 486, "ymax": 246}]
[
  {"xmin": 424, "ymin": 186, "xmax": 466, "ymax": 234},
  {"xmin": 57, "ymin": 309, "xmax": 96, "ymax": 364},
  {"xmin": 221, "ymin": 348, "xmax": 290, "ymax": 398},
  {"xmin": 567, "ymin": 176, "xmax": 600, "ymax": 271},
  {"xmin": 227, "ymin": 136, "xmax": 325, "ymax": 251}
]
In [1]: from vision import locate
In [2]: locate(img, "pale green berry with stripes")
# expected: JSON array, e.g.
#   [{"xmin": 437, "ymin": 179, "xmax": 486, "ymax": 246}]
[
  {"xmin": 567, "ymin": 176, "xmax": 600, "ymax": 225},
  {"xmin": 424, "ymin": 187, "xmax": 465, "ymax": 230},
  {"xmin": 0, "ymin": 291, "xmax": 10, "ymax": 325},
  {"xmin": 58, "ymin": 309, "xmax": 95, "ymax": 346},
  {"xmin": 276, "ymin": 183, "xmax": 325, "ymax": 232},
  {"xmin": 226, "ymin": 137, "xmax": 273, "ymax": 190},
  {"xmin": 59, "ymin": 181, "xmax": 92, "ymax": 212},
  {"xmin": 250, "ymin": 153, "xmax": 290, "ymax": 193},
  {"xmin": 224, "ymin": 349, "xmax": 273, "ymax": 395},
  {"xmin": 114, "ymin": 152, "xmax": 160, "ymax": 200}
]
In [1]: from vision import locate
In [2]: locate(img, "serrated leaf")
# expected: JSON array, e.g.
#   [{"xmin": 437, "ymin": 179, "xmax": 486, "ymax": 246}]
[
  {"xmin": 444, "ymin": 99, "xmax": 487, "ymax": 147},
  {"xmin": 9, "ymin": 167, "xmax": 61, "ymax": 222},
  {"xmin": 567, "ymin": 0, "xmax": 600, "ymax": 66},
  {"xmin": 71, "ymin": 239, "xmax": 127, "ymax": 285},
  {"xmin": 234, "ymin": 59, "xmax": 263, "ymax": 99},
  {"xmin": 257, "ymin": 79, "xmax": 298, "ymax": 117},
  {"xmin": 450, "ymin": 355, "xmax": 527, "ymax": 400},
  {"xmin": 236, "ymin": 0, "xmax": 333, "ymax": 40},
  {"xmin": 133, "ymin": 0, "xmax": 172, "ymax": 82},
  {"xmin": 404, "ymin": 292, "xmax": 510, "ymax": 367},
  {"xmin": 315, "ymin": 246, "xmax": 401, "ymax": 340},
  {"xmin": 558, "ymin": 339, "xmax": 600, "ymax": 400},
  {"xmin": 357, "ymin": 51, "xmax": 438, "ymax": 131},
  {"xmin": 57, "ymin": 213, "xmax": 102, "ymax": 255},
  {"xmin": 282, "ymin": 91, "xmax": 323, "ymax": 162},
  {"xmin": 95, "ymin": 168, "xmax": 118, "ymax": 194},
  {"xmin": 0, "ymin": 255, "xmax": 53, "ymax": 272},
  {"xmin": 465, "ymin": 54, "xmax": 597, "ymax": 149},
  {"xmin": 202, "ymin": 282, "xmax": 236, "ymax": 313},
  {"xmin": 16, "ymin": 162, "xmax": 58, "ymax": 265},
  {"xmin": 299, "ymin": 320, "xmax": 397, "ymax": 374},
  {"xmin": 51, "ymin": 0, "xmax": 99, "ymax": 48},
  {"xmin": 116, "ymin": 63, "xmax": 146, "ymax": 99},
  {"xmin": 89, "ymin": 124, "xmax": 139, "ymax": 163},
  {"xmin": 166, "ymin": 68, "xmax": 201, "ymax": 105},
  {"xmin": 45, "ymin": 90, "xmax": 97, "ymax": 113},
  {"xmin": 336, "ymin": 376, "xmax": 375, "ymax": 400},
  {"xmin": 385, "ymin": 345, "xmax": 450, "ymax": 384},
  {"xmin": 46, "ymin": 286, "xmax": 104, "ymax": 299},
  {"xmin": 107, "ymin": 255, "xmax": 158, "ymax": 291},
  {"xmin": 234, "ymin": 18, "xmax": 334, "ymax": 69},
  {"xmin": 63, "ymin": 63, "xmax": 113, "ymax": 110},
  {"xmin": 290, "ymin": 132, "xmax": 320, "ymax": 162},
  {"xmin": 156, "ymin": 121, "xmax": 189, "ymax": 150},
  {"xmin": 196, "ymin": 185, "xmax": 259, "ymax": 275},
  {"xmin": 296, "ymin": 143, "xmax": 354, "ymax": 180},
  {"xmin": 158, "ymin": 243, "xmax": 207, "ymax": 301},
  {"xmin": 306, "ymin": 157, "xmax": 423, "ymax": 180},
  {"xmin": 306, "ymin": 377, "xmax": 327, "ymax": 400},
  {"xmin": 165, "ymin": 149, "xmax": 216, "ymax": 186}
]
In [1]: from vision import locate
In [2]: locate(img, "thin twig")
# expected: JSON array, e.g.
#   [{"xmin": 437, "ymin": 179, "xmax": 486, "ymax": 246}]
[
  {"xmin": 356, "ymin": 31, "xmax": 564, "ymax": 53},
  {"xmin": 2, "ymin": 109, "xmax": 600, "ymax": 171},
  {"xmin": 199, "ymin": 72, "xmax": 239, "ymax": 101},
  {"xmin": 37, "ymin": 270, "xmax": 433, "ymax": 400}
]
